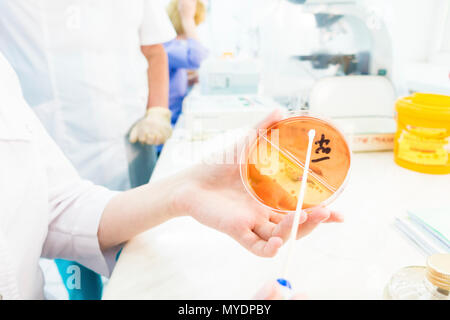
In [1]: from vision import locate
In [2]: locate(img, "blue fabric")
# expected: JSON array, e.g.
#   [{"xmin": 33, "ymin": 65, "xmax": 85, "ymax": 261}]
[
  {"xmin": 55, "ymin": 260, "xmax": 103, "ymax": 300},
  {"xmin": 164, "ymin": 38, "xmax": 208, "ymax": 125}
]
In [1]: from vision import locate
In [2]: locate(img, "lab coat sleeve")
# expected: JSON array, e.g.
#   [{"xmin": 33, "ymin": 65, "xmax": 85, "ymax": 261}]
[
  {"xmin": 165, "ymin": 39, "xmax": 209, "ymax": 70},
  {"xmin": 28, "ymin": 106, "xmax": 121, "ymax": 277},
  {"xmin": 140, "ymin": 0, "xmax": 176, "ymax": 46}
]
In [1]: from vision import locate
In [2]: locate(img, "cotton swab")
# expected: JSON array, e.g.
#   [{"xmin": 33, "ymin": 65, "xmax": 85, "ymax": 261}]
[{"xmin": 277, "ymin": 129, "xmax": 316, "ymax": 296}]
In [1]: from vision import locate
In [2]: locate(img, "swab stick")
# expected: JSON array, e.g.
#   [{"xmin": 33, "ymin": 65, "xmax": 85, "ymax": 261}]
[{"xmin": 279, "ymin": 129, "xmax": 316, "ymax": 287}]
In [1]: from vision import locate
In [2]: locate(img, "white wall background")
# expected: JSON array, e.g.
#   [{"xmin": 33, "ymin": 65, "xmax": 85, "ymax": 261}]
[{"xmin": 364, "ymin": 0, "xmax": 449, "ymax": 64}]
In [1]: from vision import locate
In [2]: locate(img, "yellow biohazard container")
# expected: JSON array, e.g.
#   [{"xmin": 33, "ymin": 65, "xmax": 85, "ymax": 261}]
[{"xmin": 394, "ymin": 93, "xmax": 450, "ymax": 174}]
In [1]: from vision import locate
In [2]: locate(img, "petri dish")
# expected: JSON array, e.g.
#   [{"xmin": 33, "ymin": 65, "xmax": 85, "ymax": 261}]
[{"xmin": 240, "ymin": 113, "xmax": 351, "ymax": 213}]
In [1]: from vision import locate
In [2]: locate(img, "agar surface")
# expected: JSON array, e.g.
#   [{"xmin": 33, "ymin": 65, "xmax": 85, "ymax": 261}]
[{"xmin": 242, "ymin": 116, "xmax": 351, "ymax": 212}]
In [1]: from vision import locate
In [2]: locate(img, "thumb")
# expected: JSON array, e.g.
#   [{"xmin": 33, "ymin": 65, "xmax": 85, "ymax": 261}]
[
  {"xmin": 201, "ymin": 108, "xmax": 284, "ymax": 165},
  {"xmin": 234, "ymin": 109, "xmax": 285, "ymax": 163},
  {"xmin": 129, "ymin": 126, "xmax": 138, "ymax": 143},
  {"xmin": 255, "ymin": 109, "xmax": 284, "ymax": 131},
  {"xmin": 253, "ymin": 281, "xmax": 284, "ymax": 300}
]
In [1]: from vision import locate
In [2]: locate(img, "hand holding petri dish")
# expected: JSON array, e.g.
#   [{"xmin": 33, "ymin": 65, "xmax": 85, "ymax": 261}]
[{"xmin": 240, "ymin": 114, "xmax": 351, "ymax": 213}]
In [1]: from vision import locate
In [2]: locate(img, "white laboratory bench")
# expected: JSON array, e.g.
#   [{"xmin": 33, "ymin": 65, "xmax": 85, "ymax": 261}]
[{"xmin": 103, "ymin": 117, "xmax": 449, "ymax": 300}]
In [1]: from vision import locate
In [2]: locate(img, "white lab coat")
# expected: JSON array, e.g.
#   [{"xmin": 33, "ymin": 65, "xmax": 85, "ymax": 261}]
[
  {"xmin": 0, "ymin": 53, "xmax": 119, "ymax": 300},
  {"xmin": 0, "ymin": 0, "xmax": 176, "ymax": 191}
]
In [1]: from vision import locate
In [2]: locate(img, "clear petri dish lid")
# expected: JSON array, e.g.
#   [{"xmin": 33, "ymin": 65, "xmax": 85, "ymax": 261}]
[{"xmin": 240, "ymin": 112, "xmax": 352, "ymax": 213}]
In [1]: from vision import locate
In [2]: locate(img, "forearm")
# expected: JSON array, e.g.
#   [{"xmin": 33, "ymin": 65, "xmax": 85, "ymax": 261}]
[
  {"xmin": 181, "ymin": 17, "xmax": 199, "ymax": 40},
  {"xmin": 142, "ymin": 44, "xmax": 170, "ymax": 109},
  {"xmin": 98, "ymin": 172, "xmax": 190, "ymax": 250}
]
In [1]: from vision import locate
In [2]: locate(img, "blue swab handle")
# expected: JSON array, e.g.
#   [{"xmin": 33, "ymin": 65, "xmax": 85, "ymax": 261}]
[{"xmin": 277, "ymin": 278, "xmax": 293, "ymax": 300}]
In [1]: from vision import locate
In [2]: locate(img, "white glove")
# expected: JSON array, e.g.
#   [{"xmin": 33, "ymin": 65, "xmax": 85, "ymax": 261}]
[{"xmin": 129, "ymin": 107, "xmax": 173, "ymax": 145}]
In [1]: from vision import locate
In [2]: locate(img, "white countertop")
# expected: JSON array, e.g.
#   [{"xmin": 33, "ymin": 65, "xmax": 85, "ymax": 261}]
[{"xmin": 103, "ymin": 118, "xmax": 449, "ymax": 300}]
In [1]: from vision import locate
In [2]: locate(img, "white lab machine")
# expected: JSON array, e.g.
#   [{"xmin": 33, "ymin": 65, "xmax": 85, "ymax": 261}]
[
  {"xmin": 183, "ymin": 87, "xmax": 284, "ymax": 140},
  {"xmin": 199, "ymin": 57, "xmax": 261, "ymax": 95},
  {"xmin": 308, "ymin": 75, "xmax": 396, "ymax": 152}
]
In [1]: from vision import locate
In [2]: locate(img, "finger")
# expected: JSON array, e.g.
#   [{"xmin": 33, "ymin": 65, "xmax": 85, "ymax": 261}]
[
  {"xmin": 322, "ymin": 210, "xmax": 344, "ymax": 223},
  {"xmin": 136, "ymin": 128, "xmax": 147, "ymax": 144},
  {"xmin": 295, "ymin": 207, "xmax": 332, "ymax": 239},
  {"xmin": 259, "ymin": 237, "xmax": 283, "ymax": 257},
  {"xmin": 154, "ymin": 131, "xmax": 165, "ymax": 145},
  {"xmin": 254, "ymin": 281, "xmax": 307, "ymax": 300},
  {"xmin": 146, "ymin": 133, "xmax": 158, "ymax": 145},
  {"xmin": 303, "ymin": 207, "xmax": 344, "ymax": 223},
  {"xmin": 163, "ymin": 126, "xmax": 173, "ymax": 141},
  {"xmin": 160, "ymin": 126, "xmax": 172, "ymax": 143},
  {"xmin": 234, "ymin": 109, "xmax": 285, "ymax": 160},
  {"xmin": 269, "ymin": 212, "xmax": 283, "ymax": 224},
  {"xmin": 241, "ymin": 231, "xmax": 283, "ymax": 257},
  {"xmin": 144, "ymin": 132, "xmax": 157, "ymax": 145},
  {"xmin": 162, "ymin": 123, "xmax": 172, "ymax": 135},
  {"xmin": 254, "ymin": 109, "xmax": 284, "ymax": 131},
  {"xmin": 253, "ymin": 220, "xmax": 278, "ymax": 241},
  {"xmin": 139, "ymin": 134, "xmax": 150, "ymax": 144},
  {"xmin": 272, "ymin": 211, "xmax": 308, "ymax": 242},
  {"xmin": 253, "ymin": 281, "xmax": 284, "ymax": 300},
  {"xmin": 152, "ymin": 126, "xmax": 168, "ymax": 145},
  {"xmin": 129, "ymin": 127, "xmax": 138, "ymax": 143}
]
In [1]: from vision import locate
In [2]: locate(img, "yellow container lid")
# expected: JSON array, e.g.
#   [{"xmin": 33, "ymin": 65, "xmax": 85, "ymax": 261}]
[
  {"xmin": 394, "ymin": 93, "xmax": 450, "ymax": 174},
  {"xmin": 396, "ymin": 93, "xmax": 450, "ymax": 123}
]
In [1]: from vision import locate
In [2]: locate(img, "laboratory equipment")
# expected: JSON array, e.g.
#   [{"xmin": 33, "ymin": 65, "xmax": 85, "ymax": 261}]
[
  {"xmin": 395, "ymin": 208, "xmax": 450, "ymax": 256},
  {"xmin": 240, "ymin": 113, "xmax": 351, "ymax": 213},
  {"xmin": 183, "ymin": 88, "xmax": 283, "ymax": 139},
  {"xmin": 396, "ymin": 217, "xmax": 447, "ymax": 257},
  {"xmin": 276, "ymin": 278, "xmax": 293, "ymax": 299},
  {"xmin": 294, "ymin": 53, "xmax": 369, "ymax": 76},
  {"xmin": 384, "ymin": 253, "xmax": 450, "ymax": 300},
  {"xmin": 308, "ymin": 75, "xmax": 396, "ymax": 152},
  {"xmin": 394, "ymin": 93, "xmax": 450, "ymax": 174},
  {"xmin": 277, "ymin": 129, "xmax": 316, "ymax": 297},
  {"xmin": 198, "ymin": 56, "xmax": 261, "ymax": 95},
  {"xmin": 406, "ymin": 208, "xmax": 450, "ymax": 252},
  {"xmin": 258, "ymin": 0, "xmax": 394, "ymax": 113},
  {"xmin": 295, "ymin": 0, "xmax": 393, "ymax": 78}
]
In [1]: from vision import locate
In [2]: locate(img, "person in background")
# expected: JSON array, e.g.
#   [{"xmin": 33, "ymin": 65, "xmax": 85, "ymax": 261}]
[
  {"xmin": 0, "ymin": 0, "xmax": 175, "ymax": 300},
  {"xmin": 164, "ymin": 0, "xmax": 208, "ymax": 127}
]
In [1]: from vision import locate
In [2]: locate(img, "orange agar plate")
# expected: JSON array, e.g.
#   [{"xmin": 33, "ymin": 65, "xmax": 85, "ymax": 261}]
[{"xmin": 240, "ymin": 115, "xmax": 351, "ymax": 213}]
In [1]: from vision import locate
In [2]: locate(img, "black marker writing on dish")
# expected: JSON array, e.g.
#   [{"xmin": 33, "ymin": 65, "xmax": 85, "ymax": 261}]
[
  {"xmin": 312, "ymin": 156, "xmax": 331, "ymax": 163},
  {"xmin": 312, "ymin": 134, "xmax": 331, "ymax": 162}
]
